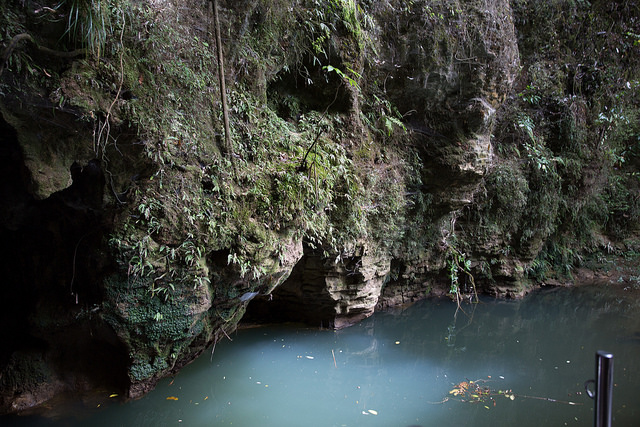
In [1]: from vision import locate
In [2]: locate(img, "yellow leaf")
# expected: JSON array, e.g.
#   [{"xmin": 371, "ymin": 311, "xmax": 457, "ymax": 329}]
[
  {"xmin": 166, "ymin": 396, "xmax": 179, "ymax": 401},
  {"xmin": 109, "ymin": 394, "xmax": 118, "ymax": 398}
]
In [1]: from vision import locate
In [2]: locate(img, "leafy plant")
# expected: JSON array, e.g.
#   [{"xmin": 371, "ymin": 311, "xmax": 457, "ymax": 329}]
[
  {"xmin": 61, "ymin": 0, "xmax": 111, "ymax": 57},
  {"xmin": 518, "ymin": 85, "xmax": 541, "ymax": 105},
  {"xmin": 323, "ymin": 65, "xmax": 360, "ymax": 90},
  {"xmin": 361, "ymin": 93, "xmax": 407, "ymax": 138},
  {"xmin": 448, "ymin": 248, "xmax": 478, "ymax": 303}
]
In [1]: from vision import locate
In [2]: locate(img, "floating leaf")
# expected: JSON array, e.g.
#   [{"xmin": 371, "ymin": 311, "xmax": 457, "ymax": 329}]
[
  {"xmin": 109, "ymin": 394, "xmax": 118, "ymax": 398},
  {"xmin": 167, "ymin": 396, "xmax": 179, "ymax": 401}
]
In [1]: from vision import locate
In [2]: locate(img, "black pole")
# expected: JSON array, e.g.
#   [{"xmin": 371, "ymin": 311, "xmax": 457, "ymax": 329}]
[{"xmin": 594, "ymin": 351, "xmax": 614, "ymax": 427}]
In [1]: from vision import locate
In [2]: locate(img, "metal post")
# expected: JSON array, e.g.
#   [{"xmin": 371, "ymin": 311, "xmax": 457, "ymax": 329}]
[{"xmin": 594, "ymin": 351, "xmax": 614, "ymax": 427}]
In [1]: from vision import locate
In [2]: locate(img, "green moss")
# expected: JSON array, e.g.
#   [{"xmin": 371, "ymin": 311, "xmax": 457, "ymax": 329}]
[
  {"xmin": 102, "ymin": 273, "xmax": 210, "ymax": 382},
  {"xmin": 484, "ymin": 162, "xmax": 529, "ymax": 232},
  {"xmin": 129, "ymin": 356, "xmax": 168, "ymax": 382}
]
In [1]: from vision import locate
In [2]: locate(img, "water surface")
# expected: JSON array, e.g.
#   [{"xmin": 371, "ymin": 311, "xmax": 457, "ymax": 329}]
[{"xmin": 4, "ymin": 284, "xmax": 640, "ymax": 426}]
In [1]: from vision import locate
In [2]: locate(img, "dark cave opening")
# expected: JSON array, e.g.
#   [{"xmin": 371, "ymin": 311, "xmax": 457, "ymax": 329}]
[
  {"xmin": 243, "ymin": 245, "xmax": 338, "ymax": 328},
  {"xmin": 267, "ymin": 54, "xmax": 353, "ymax": 121},
  {"xmin": 0, "ymin": 113, "xmax": 130, "ymax": 404},
  {"xmin": 243, "ymin": 243, "xmax": 371, "ymax": 329}
]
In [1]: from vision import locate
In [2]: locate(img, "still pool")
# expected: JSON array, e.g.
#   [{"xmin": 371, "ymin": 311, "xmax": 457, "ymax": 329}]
[{"xmin": 4, "ymin": 284, "xmax": 640, "ymax": 426}]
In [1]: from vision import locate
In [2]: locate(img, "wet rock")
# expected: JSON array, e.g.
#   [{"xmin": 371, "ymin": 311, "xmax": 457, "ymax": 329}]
[{"xmin": 246, "ymin": 244, "xmax": 390, "ymax": 329}]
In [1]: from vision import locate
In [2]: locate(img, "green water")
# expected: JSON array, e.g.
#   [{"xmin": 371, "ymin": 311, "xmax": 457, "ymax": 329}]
[{"xmin": 4, "ymin": 285, "xmax": 640, "ymax": 426}]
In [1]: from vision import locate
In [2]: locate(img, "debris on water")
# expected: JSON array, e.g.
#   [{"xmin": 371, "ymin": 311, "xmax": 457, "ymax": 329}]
[
  {"xmin": 306, "ymin": 355, "xmax": 314, "ymax": 359},
  {"xmin": 368, "ymin": 409, "xmax": 378, "ymax": 415},
  {"xmin": 166, "ymin": 396, "xmax": 179, "ymax": 401}
]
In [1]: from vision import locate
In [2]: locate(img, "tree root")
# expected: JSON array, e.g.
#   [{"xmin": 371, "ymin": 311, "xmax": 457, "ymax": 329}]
[{"xmin": 0, "ymin": 33, "xmax": 87, "ymax": 77}]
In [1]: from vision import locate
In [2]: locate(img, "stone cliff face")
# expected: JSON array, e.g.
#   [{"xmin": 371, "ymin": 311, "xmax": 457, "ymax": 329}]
[
  {"xmin": 246, "ymin": 245, "xmax": 392, "ymax": 329},
  {"xmin": 0, "ymin": 0, "xmax": 638, "ymax": 414},
  {"xmin": 374, "ymin": 0, "xmax": 518, "ymax": 211}
]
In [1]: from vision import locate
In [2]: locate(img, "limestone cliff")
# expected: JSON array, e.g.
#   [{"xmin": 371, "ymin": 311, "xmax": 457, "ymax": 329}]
[{"xmin": 0, "ymin": 0, "xmax": 638, "ymax": 414}]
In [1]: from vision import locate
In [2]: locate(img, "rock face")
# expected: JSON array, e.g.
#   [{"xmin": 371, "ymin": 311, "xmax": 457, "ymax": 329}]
[
  {"xmin": 245, "ymin": 0, "xmax": 520, "ymax": 326},
  {"xmin": 247, "ymin": 245, "xmax": 391, "ymax": 329},
  {"xmin": 373, "ymin": 0, "xmax": 519, "ymax": 211},
  {"xmin": 1, "ymin": 0, "xmax": 638, "ymax": 414}
]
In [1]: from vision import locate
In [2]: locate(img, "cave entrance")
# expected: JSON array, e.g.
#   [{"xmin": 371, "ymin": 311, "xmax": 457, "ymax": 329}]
[
  {"xmin": 244, "ymin": 246, "xmax": 338, "ymax": 328},
  {"xmin": 0, "ymin": 112, "xmax": 131, "ymax": 405},
  {"xmin": 267, "ymin": 54, "xmax": 353, "ymax": 121}
]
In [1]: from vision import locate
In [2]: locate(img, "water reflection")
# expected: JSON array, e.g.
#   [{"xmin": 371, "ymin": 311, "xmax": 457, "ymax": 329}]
[{"xmin": 3, "ymin": 285, "xmax": 640, "ymax": 426}]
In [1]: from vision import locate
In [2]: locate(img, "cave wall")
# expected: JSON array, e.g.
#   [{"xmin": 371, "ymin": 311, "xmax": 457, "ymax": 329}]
[
  {"xmin": 0, "ymin": 0, "xmax": 638, "ymax": 414},
  {"xmin": 246, "ymin": 243, "xmax": 390, "ymax": 329},
  {"xmin": 0, "ymin": 111, "xmax": 129, "ymax": 412}
]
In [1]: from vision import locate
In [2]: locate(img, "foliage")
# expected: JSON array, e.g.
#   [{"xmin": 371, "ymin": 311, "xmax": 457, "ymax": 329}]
[
  {"xmin": 447, "ymin": 244, "xmax": 478, "ymax": 304},
  {"xmin": 62, "ymin": 0, "xmax": 112, "ymax": 57},
  {"xmin": 603, "ymin": 173, "xmax": 640, "ymax": 238},
  {"xmin": 361, "ymin": 92, "xmax": 407, "ymax": 138},
  {"xmin": 482, "ymin": 162, "xmax": 529, "ymax": 233},
  {"xmin": 517, "ymin": 85, "xmax": 541, "ymax": 106}
]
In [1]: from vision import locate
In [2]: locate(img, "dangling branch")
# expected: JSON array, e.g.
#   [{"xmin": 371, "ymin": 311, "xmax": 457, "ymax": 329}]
[
  {"xmin": 298, "ymin": 85, "xmax": 342, "ymax": 172},
  {"xmin": 211, "ymin": 0, "xmax": 232, "ymax": 156}
]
